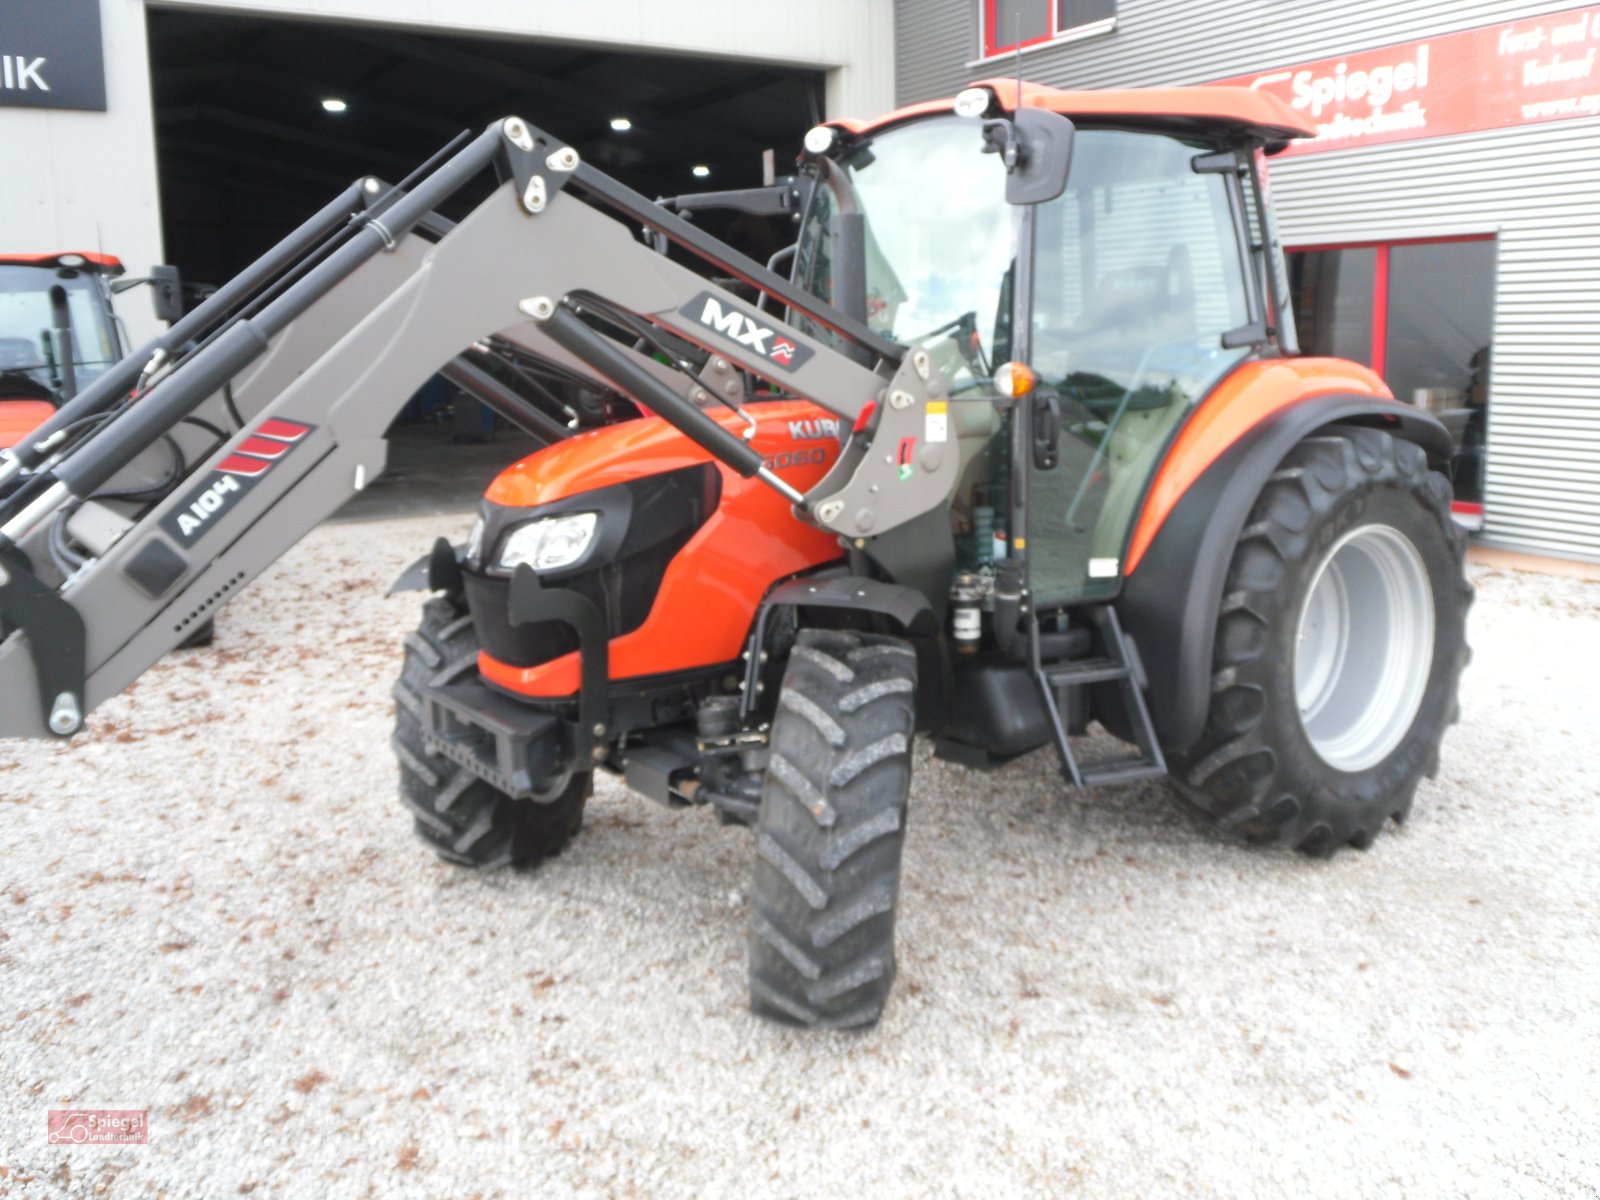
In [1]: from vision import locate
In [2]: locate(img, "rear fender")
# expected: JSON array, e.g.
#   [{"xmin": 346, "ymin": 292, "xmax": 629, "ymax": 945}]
[{"xmin": 1116, "ymin": 392, "xmax": 1451, "ymax": 753}]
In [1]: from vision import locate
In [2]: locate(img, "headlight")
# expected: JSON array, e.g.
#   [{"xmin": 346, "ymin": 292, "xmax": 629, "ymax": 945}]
[
  {"xmin": 497, "ymin": 512, "xmax": 598, "ymax": 572},
  {"xmin": 803, "ymin": 125, "xmax": 838, "ymax": 155},
  {"xmin": 953, "ymin": 87, "xmax": 994, "ymax": 119}
]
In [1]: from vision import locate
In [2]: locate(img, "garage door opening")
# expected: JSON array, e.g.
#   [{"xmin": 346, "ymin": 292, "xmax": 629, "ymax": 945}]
[{"xmin": 144, "ymin": 7, "xmax": 826, "ymax": 517}]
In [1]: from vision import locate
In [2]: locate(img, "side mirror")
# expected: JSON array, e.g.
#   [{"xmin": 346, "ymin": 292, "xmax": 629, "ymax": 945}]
[
  {"xmin": 985, "ymin": 110, "xmax": 1076, "ymax": 206},
  {"xmin": 112, "ymin": 264, "xmax": 185, "ymax": 324},
  {"xmin": 148, "ymin": 264, "xmax": 184, "ymax": 324}
]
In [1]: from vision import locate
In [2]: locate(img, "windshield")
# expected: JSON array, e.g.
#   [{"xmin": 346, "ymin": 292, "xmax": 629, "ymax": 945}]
[
  {"xmin": 0, "ymin": 265, "xmax": 121, "ymax": 396},
  {"xmin": 794, "ymin": 116, "xmax": 1014, "ymax": 396}
]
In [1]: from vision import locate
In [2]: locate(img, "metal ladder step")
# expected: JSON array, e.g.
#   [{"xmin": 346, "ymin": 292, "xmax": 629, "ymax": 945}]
[
  {"xmin": 1030, "ymin": 604, "xmax": 1167, "ymax": 791},
  {"xmin": 1078, "ymin": 757, "xmax": 1169, "ymax": 788},
  {"xmin": 1043, "ymin": 657, "xmax": 1131, "ymax": 687}
]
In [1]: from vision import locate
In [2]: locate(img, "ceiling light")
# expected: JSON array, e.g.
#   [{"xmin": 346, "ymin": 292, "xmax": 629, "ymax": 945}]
[
  {"xmin": 609, "ymin": 116, "xmax": 632, "ymax": 131},
  {"xmin": 692, "ymin": 164, "xmax": 711, "ymax": 178},
  {"xmin": 321, "ymin": 98, "xmax": 348, "ymax": 113}
]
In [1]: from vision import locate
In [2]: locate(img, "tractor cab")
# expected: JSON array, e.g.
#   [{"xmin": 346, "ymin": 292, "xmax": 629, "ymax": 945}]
[
  {"xmin": 0, "ymin": 252, "xmax": 188, "ymax": 450},
  {"xmin": 793, "ymin": 82, "xmax": 1308, "ymax": 607},
  {"xmin": 0, "ymin": 253, "xmax": 128, "ymax": 448}
]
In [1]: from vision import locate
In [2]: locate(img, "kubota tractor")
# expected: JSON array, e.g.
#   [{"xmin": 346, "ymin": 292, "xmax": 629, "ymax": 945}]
[{"xmin": 0, "ymin": 81, "xmax": 1469, "ymax": 1030}]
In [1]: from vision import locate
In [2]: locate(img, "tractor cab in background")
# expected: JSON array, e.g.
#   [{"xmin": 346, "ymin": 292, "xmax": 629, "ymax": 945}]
[{"xmin": 0, "ymin": 252, "xmax": 183, "ymax": 449}]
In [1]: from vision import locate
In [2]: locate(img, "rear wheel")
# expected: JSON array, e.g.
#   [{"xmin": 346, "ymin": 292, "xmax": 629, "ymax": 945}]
[
  {"xmin": 393, "ymin": 595, "xmax": 587, "ymax": 869},
  {"xmin": 748, "ymin": 629, "xmax": 917, "ymax": 1029},
  {"xmin": 1169, "ymin": 428, "xmax": 1471, "ymax": 855}
]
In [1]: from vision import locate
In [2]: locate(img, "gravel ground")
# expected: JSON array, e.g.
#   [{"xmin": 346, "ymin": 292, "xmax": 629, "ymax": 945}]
[{"xmin": 2, "ymin": 516, "xmax": 1597, "ymax": 1199}]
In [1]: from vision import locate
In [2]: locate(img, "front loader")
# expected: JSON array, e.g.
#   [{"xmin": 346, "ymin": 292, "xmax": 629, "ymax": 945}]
[{"xmin": 0, "ymin": 81, "xmax": 1469, "ymax": 1029}]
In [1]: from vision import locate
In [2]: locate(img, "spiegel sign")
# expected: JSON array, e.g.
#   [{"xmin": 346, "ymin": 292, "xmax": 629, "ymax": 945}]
[
  {"xmin": 1214, "ymin": 6, "xmax": 1600, "ymax": 156},
  {"xmin": 0, "ymin": 0, "xmax": 107, "ymax": 112}
]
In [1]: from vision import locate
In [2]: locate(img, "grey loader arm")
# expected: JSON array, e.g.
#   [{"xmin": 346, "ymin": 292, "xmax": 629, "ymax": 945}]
[{"xmin": 0, "ymin": 116, "xmax": 960, "ymax": 741}]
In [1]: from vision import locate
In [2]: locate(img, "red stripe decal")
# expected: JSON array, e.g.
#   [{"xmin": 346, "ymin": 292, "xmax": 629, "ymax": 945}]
[
  {"xmin": 1451, "ymin": 501, "xmax": 1485, "ymax": 516},
  {"xmin": 236, "ymin": 435, "xmax": 289, "ymax": 460},
  {"xmin": 218, "ymin": 454, "xmax": 272, "ymax": 476},
  {"xmin": 256, "ymin": 419, "xmax": 309, "ymax": 442}
]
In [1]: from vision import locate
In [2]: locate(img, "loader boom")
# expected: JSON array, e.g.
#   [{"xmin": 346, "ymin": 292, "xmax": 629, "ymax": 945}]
[{"xmin": 0, "ymin": 117, "xmax": 960, "ymax": 741}]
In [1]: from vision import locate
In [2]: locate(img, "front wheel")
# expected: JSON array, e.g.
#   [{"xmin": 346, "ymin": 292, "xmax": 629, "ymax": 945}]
[
  {"xmin": 1170, "ymin": 427, "xmax": 1471, "ymax": 855},
  {"xmin": 393, "ymin": 596, "xmax": 588, "ymax": 869},
  {"xmin": 748, "ymin": 628, "xmax": 917, "ymax": 1029}
]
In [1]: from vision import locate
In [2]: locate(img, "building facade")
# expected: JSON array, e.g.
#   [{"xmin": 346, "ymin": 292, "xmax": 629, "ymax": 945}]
[
  {"xmin": 895, "ymin": 0, "xmax": 1600, "ymax": 561},
  {"xmin": 0, "ymin": 0, "xmax": 896, "ymax": 346}
]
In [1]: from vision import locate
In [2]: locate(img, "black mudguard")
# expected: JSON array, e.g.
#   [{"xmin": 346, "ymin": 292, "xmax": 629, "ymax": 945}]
[
  {"xmin": 1116, "ymin": 394, "xmax": 1453, "ymax": 754},
  {"xmin": 386, "ymin": 539, "xmax": 465, "ymax": 597}
]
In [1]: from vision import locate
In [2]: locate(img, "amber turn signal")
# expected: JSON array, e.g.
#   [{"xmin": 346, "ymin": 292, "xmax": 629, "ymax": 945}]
[{"xmin": 993, "ymin": 361, "xmax": 1037, "ymax": 398}]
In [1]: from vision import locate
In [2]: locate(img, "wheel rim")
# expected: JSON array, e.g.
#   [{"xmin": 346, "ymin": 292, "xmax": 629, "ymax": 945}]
[{"xmin": 1294, "ymin": 523, "xmax": 1434, "ymax": 772}]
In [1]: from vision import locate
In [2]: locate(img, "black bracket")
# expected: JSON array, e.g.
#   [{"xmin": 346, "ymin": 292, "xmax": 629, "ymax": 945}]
[
  {"xmin": 426, "ymin": 536, "xmax": 465, "ymax": 601},
  {"xmin": 507, "ymin": 563, "xmax": 609, "ymax": 759},
  {"xmin": 739, "ymin": 574, "xmax": 936, "ymax": 720},
  {"xmin": 0, "ymin": 546, "xmax": 87, "ymax": 738},
  {"xmin": 659, "ymin": 180, "xmax": 802, "ymax": 219}
]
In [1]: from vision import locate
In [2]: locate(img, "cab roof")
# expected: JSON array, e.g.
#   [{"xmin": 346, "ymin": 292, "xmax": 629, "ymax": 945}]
[
  {"xmin": 828, "ymin": 79, "xmax": 1315, "ymax": 147},
  {"xmin": 0, "ymin": 252, "xmax": 125, "ymax": 274}
]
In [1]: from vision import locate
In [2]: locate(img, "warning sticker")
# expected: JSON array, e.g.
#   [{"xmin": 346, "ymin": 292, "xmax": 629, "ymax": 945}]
[{"xmin": 925, "ymin": 400, "xmax": 948, "ymax": 444}]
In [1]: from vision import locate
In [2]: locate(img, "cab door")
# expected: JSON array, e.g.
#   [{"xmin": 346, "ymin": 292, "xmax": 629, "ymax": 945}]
[{"xmin": 1022, "ymin": 130, "xmax": 1257, "ymax": 606}]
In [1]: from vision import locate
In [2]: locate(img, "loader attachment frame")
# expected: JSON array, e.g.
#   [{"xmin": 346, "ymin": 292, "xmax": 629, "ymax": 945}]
[{"xmin": 0, "ymin": 117, "xmax": 975, "ymax": 741}]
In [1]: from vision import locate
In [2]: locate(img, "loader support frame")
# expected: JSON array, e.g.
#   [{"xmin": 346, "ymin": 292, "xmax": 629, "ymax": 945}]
[{"xmin": 0, "ymin": 116, "xmax": 958, "ymax": 740}]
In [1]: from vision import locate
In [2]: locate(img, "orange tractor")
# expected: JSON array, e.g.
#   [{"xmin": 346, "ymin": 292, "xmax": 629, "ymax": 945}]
[{"xmin": 0, "ymin": 81, "xmax": 1469, "ymax": 1029}]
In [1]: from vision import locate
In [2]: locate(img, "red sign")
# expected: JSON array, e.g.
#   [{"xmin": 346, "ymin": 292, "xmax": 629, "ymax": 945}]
[{"xmin": 1214, "ymin": 6, "xmax": 1600, "ymax": 155}]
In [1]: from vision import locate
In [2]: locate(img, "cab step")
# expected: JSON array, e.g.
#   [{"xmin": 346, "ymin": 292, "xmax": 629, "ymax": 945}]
[{"xmin": 1031, "ymin": 605, "xmax": 1167, "ymax": 790}]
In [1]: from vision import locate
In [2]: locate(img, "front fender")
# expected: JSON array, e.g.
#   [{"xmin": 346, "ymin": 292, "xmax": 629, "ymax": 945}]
[{"xmin": 1116, "ymin": 387, "xmax": 1451, "ymax": 753}]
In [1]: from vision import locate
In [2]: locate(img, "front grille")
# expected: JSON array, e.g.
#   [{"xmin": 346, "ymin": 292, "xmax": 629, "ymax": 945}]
[
  {"xmin": 462, "ymin": 568, "xmax": 587, "ymax": 667},
  {"xmin": 465, "ymin": 464, "xmax": 719, "ymax": 671}
]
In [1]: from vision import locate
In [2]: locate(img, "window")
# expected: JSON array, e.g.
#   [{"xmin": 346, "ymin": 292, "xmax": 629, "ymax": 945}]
[
  {"xmin": 1288, "ymin": 236, "xmax": 1497, "ymax": 519},
  {"xmin": 792, "ymin": 116, "xmax": 1014, "ymax": 397},
  {"xmin": 1027, "ymin": 130, "xmax": 1252, "ymax": 603},
  {"xmin": 0, "ymin": 266, "xmax": 120, "ymax": 392},
  {"xmin": 982, "ymin": 0, "xmax": 1116, "ymax": 59}
]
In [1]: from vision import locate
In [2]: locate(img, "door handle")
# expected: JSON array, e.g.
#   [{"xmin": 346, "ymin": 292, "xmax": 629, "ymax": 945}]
[{"xmin": 1032, "ymin": 389, "xmax": 1060, "ymax": 470}]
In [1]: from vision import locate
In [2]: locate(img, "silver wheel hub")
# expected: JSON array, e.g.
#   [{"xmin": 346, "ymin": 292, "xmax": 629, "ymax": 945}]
[{"xmin": 1294, "ymin": 524, "xmax": 1434, "ymax": 772}]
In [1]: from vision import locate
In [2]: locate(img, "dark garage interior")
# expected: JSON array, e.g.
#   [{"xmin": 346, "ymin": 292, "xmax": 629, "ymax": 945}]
[
  {"xmin": 143, "ymin": 8, "xmax": 827, "ymax": 512},
  {"xmin": 145, "ymin": 8, "xmax": 826, "ymax": 291}
]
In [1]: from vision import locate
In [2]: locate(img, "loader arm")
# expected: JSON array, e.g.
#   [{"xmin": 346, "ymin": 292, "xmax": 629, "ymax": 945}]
[{"xmin": 0, "ymin": 117, "xmax": 964, "ymax": 741}]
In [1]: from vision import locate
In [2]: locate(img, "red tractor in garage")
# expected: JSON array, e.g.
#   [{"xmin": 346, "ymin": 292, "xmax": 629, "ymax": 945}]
[
  {"xmin": 0, "ymin": 252, "xmax": 158, "ymax": 449},
  {"xmin": 0, "ymin": 81, "xmax": 1469, "ymax": 1030}
]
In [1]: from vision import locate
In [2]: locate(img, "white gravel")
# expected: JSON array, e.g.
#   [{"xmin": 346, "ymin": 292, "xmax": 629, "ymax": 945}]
[{"xmin": 2, "ymin": 517, "xmax": 1597, "ymax": 1198}]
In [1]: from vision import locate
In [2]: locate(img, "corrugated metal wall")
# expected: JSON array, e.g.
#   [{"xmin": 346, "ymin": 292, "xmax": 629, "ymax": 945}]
[
  {"xmin": 893, "ymin": 0, "xmax": 1600, "ymax": 560},
  {"xmin": 895, "ymin": 0, "xmax": 1583, "ymax": 101},
  {"xmin": 1270, "ymin": 123, "xmax": 1600, "ymax": 561}
]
